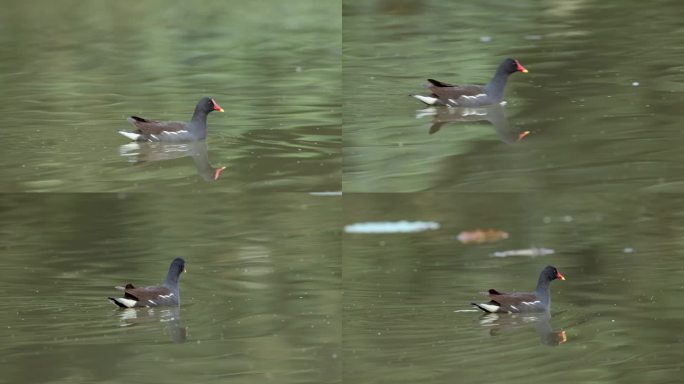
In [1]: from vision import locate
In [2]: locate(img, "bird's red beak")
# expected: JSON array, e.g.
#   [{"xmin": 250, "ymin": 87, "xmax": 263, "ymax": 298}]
[
  {"xmin": 515, "ymin": 60, "xmax": 528, "ymax": 73},
  {"xmin": 211, "ymin": 99, "xmax": 224, "ymax": 112},
  {"xmin": 556, "ymin": 271, "xmax": 566, "ymax": 280}
]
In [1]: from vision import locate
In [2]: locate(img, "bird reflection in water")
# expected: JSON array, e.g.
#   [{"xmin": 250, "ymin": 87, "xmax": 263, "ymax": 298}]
[
  {"xmin": 119, "ymin": 140, "xmax": 226, "ymax": 181},
  {"xmin": 116, "ymin": 306, "xmax": 186, "ymax": 343},
  {"xmin": 415, "ymin": 104, "xmax": 530, "ymax": 143},
  {"xmin": 478, "ymin": 312, "xmax": 567, "ymax": 347}
]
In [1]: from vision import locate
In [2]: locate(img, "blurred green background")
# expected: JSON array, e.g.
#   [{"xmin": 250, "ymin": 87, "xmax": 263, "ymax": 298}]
[
  {"xmin": 0, "ymin": 193, "xmax": 341, "ymax": 383},
  {"xmin": 0, "ymin": 0, "xmax": 340, "ymax": 192},
  {"xmin": 343, "ymin": 192, "xmax": 684, "ymax": 383},
  {"xmin": 343, "ymin": 0, "xmax": 684, "ymax": 192}
]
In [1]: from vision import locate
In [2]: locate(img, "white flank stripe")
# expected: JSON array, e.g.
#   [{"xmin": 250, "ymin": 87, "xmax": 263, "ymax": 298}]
[
  {"xmin": 159, "ymin": 293, "xmax": 174, "ymax": 299},
  {"xmin": 150, "ymin": 134, "xmax": 158, "ymax": 140},
  {"xmin": 461, "ymin": 94, "xmax": 487, "ymax": 100},
  {"xmin": 148, "ymin": 300, "xmax": 156, "ymax": 305},
  {"xmin": 162, "ymin": 130, "xmax": 187, "ymax": 136},
  {"xmin": 412, "ymin": 95, "xmax": 438, "ymax": 105},
  {"xmin": 118, "ymin": 131, "xmax": 141, "ymax": 141},
  {"xmin": 510, "ymin": 305, "xmax": 518, "ymax": 311},
  {"xmin": 522, "ymin": 301, "xmax": 541, "ymax": 306}
]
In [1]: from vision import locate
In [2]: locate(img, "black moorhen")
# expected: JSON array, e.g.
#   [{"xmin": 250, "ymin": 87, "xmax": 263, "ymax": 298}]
[
  {"xmin": 412, "ymin": 58, "xmax": 528, "ymax": 107},
  {"xmin": 471, "ymin": 265, "xmax": 565, "ymax": 313},
  {"xmin": 109, "ymin": 258, "xmax": 186, "ymax": 308},
  {"xmin": 118, "ymin": 97, "xmax": 223, "ymax": 142}
]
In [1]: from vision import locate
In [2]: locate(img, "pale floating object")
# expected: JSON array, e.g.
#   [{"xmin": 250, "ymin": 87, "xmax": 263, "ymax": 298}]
[
  {"xmin": 309, "ymin": 191, "xmax": 342, "ymax": 196},
  {"xmin": 632, "ymin": 81, "xmax": 640, "ymax": 87},
  {"xmin": 480, "ymin": 36, "xmax": 492, "ymax": 43},
  {"xmin": 457, "ymin": 229, "xmax": 509, "ymax": 244},
  {"xmin": 344, "ymin": 221, "xmax": 440, "ymax": 234},
  {"xmin": 491, "ymin": 248, "xmax": 555, "ymax": 257}
]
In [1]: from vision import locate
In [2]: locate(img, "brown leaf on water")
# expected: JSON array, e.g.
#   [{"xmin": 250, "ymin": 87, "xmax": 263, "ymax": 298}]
[{"xmin": 457, "ymin": 229, "xmax": 509, "ymax": 244}]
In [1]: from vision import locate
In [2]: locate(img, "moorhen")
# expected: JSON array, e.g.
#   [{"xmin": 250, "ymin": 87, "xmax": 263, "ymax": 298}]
[
  {"xmin": 412, "ymin": 58, "xmax": 528, "ymax": 107},
  {"xmin": 118, "ymin": 97, "xmax": 223, "ymax": 142},
  {"xmin": 471, "ymin": 265, "xmax": 565, "ymax": 313},
  {"xmin": 109, "ymin": 258, "xmax": 186, "ymax": 308}
]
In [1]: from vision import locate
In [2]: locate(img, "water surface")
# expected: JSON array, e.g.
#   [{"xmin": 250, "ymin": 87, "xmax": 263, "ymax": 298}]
[
  {"xmin": 0, "ymin": 193, "xmax": 341, "ymax": 383},
  {"xmin": 0, "ymin": 0, "xmax": 340, "ymax": 192},
  {"xmin": 343, "ymin": 0, "xmax": 684, "ymax": 192},
  {"xmin": 343, "ymin": 193, "xmax": 684, "ymax": 383}
]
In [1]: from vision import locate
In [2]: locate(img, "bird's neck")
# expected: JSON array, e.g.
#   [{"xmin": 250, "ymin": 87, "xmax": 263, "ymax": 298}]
[
  {"xmin": 191, "ymin": 112, "xmax": 207, "ymax": 126},
  {"xmin": 163, "ymin": 266, "xmax": 180, "ymax": 290},
  {"xmin": 189, "ymin": 107, "xmax": 209, "ymax": 136},
  {"xmin": 534, "ymin": 275, "xmax": 551, "ymax": 302},
  {"xmin": 484, "ymin": 68, "xmax": 510, "ymax": 101}
]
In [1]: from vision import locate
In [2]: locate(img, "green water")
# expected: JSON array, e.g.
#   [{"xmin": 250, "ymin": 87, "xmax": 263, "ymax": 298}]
[
  {"xmin": 343, "ymin": 193, "xmax": 684, "ymax": 383},
  {"xmin": 0, "ymin": 0, "xmax": 340, "ymax": 192},
  {"xmin": 343, "ymin": 0, "xmax": 684, "ymax": 192},
  {"xmin": 0, "ymin": 194, "xmax": 341, "ymax": 383},
  {"xmin": 2, "ymin": 0, "xmax": 684, "ymax": 383}
]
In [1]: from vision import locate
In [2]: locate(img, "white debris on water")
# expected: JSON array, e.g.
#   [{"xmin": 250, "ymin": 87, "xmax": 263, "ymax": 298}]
[
  {"xmin": 623, "ymin": 247, "xmax": 635, "ymax": 253},
  {"xmin": 479, "ymin": 36, "xmax": 492, "ymax": 43},
  {"xmin": 344, "ymin": 221, "xmax": 440, "ymax": 234},
  {"xmin": 309, "ymin": 191, "xmax": 342, "ymax": 196},
  {"xmin": 632, "ymin": 81, "xmax": 640, "ymax": 87},
  {"xmin": 491, "ymin": 248, "xmax": 555, "ymax": 258}
]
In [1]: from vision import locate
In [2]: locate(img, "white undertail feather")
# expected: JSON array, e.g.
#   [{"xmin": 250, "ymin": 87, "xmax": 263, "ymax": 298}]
[
  {"xmin": 118, "ymin": 131, "xmax": 141, "ymax": 141},
  {"xmin": 475, "ymin": 303, "xmax": 500, "ymax": 313},
  {"xmin": 412, "ymin": 95, "xmax": 439, "ymax": 105},
  {"xmin": 110, "ymin": 297, "xmax": 138, "ymax": 308}
]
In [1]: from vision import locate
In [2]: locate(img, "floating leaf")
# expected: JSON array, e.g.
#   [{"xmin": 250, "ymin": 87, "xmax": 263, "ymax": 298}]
[{"xmin": 457, "ymin": 229, "xmax": 509, "ymax": 244}]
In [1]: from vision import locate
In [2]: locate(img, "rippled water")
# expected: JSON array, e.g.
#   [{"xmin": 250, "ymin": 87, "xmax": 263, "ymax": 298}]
[
  {"xmin": 343, "ymin": 1, "xmax": 684, "ymax": 192},
  {"xmin": 0, "ymin": 194, "xmax": 341, "ymax": 383},
  {"xmin": 0, "ymin": 0, "xmax": 340, "ymax": 192},
  {"xmin": 343, "ymin": 193, "xmax": 684, "ymax": 383},
  {"xmin": 3, "ymin": 0, "xmax": 684, "ymax": 383}
]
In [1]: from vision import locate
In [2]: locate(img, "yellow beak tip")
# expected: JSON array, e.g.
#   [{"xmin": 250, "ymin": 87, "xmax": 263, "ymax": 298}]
[
  {"xmin": 218, "ymin": 108, "xmax": 224, "ymax": 113},
  {"xmin": 523, "ymin": 69, "xmax": 529, "ymax": 73}
]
